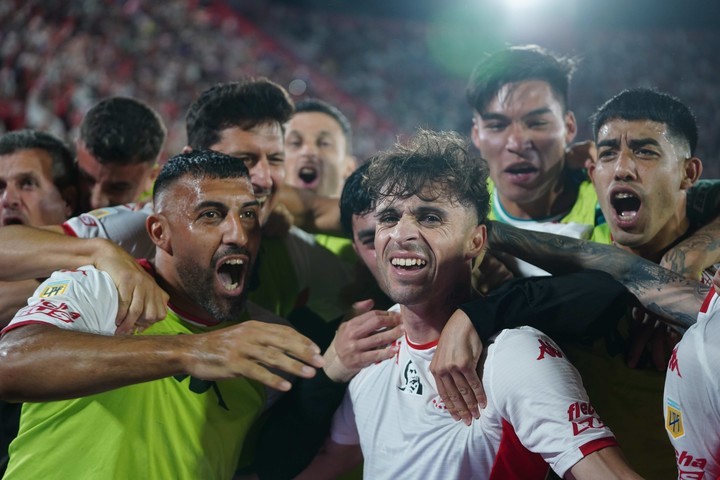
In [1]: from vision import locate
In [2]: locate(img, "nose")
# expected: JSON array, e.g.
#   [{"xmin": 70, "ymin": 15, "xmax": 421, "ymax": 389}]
[
  {"xmin": 90, "ymin": 185, "xmax": 110, "ymax": 210},
  {"xmin": 1, "ymin": 183, "xmax": 20, "ymax": 207},
  {"xmin": 613, "ymin": 147, "xmax": 638, "ymax": 181},
  {"xmin": 299, "ymin": 141, "xmax": 319, "ymax": 158},
  {"xmin": 388, "ymin": 215, "xmax": 419, "ymax": 245},
  {"xmin": 250, "ymin": 157, "xmax": 273, "ymax": 193},
  {"xmin": 505, "ymin": 122, "xmax": 531, "ymax": 153},
  {"xmin": 222, "ymin": 212, "xmax": 249, "ymax": 247}
]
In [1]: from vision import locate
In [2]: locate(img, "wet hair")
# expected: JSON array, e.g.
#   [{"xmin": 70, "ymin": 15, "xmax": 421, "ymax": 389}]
[
  {"xmin": 365, "ymin": 129, "xmax": 490, "ymax": 224},
  {"xmin": 186, "ymin": 78, "xmax": 294, "ymax": 149},
  {"xmin": 295, "ymin": 98, "xmax": 352, "ymax": 151},
  {"xmin": 466, "ymin": 44, "xmax": 576, "ymax": 114},
  {"xmin": 153, "ymin": 150, "xmax": 251, "ymax": 203},
  {"xmin": 0, "ymin": 129, "xmax": 76, "ymax": 191},
  {"xmin": 79, "ymin": 96, "xmax": 166, "ymax": 165},
  {"xmin": 591, "ymin": 88, "xmax": 699, "ymax": 156},
  {"xmin": 340, "ymin": 161, "xmax": 373, "ymax": 236}
]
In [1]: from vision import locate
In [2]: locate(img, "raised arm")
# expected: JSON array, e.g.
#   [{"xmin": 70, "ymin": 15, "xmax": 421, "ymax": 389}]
[{"xmin": 488, "ymin": 221, "xmax": 708, "ymax": 329}]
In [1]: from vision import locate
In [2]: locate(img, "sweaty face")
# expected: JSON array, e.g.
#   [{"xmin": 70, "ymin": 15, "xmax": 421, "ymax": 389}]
[
  {"xmin": 471, "ymin": 80, "xmax": 576, "ymax": 218},
  {"xmin": 591, "ymin": 119, "xmax": 694, "ymax": 253},
  {"xmin": 352, "ymin": 211, "xmax": 380, "ymax": 281},
  {"xmin": 374, "ymin": 191, "xmax": 480, "ymax": 307},
  {"xmin": 0, "ymin": 148, "xmax": 71, "ymax": 226},
  {"xmin": 284, "ymin": 111, "xmax": 349, "ymax": 198},
  {"xmin": 76, "ymin": 141, "xmax": 157, "ymax": 211},
  {"xmin": 159, "ymin": 175, "xmax": 261, "ymax": 323},
  {"xmin": 209, "ymin": 123, "xmax": 284, "ymax": 226}
]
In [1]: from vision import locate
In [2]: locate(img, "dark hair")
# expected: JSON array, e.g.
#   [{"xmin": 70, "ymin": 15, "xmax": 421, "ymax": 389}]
[
  {"xmin": 591, "ymin": 88, "xmax": 699, "ymax": 156},
  {"xmin": 79, "ymin": 96, "xmax": 166, "ymax": 165},
  {"xmin": 466, "ymin": 45, "xmax": 576, "ymax": 114},
  {"xmin": 340, "ymin": 161, "xmax": 372, "ymax": 235},
  {"xmin": 0, "ymin": 129, "xmax": 76, "ymax": 190},
  {"xmin": 186, "ymin": 78, "xmax": 294, "ymax": 150},
  {"xmin": 153, "ymin": 150, "xmax": 251, "ymax": 203},
  {"xmin": 365, "ymin": 130, "xmax": 490, "ymax": 224},
  {"xmin": 295, "ymin": 98, "xmax": 352, "ymax": 151}
]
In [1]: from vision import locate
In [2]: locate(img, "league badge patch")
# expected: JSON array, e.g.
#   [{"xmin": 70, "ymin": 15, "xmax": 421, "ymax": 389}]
[
  {"xmin": 39, "ymin": 281, "xmax": 70, "ymax": 298},
  {"xmin": 666, "ymin": 397, "xmax": 684, "ymax": 439}
]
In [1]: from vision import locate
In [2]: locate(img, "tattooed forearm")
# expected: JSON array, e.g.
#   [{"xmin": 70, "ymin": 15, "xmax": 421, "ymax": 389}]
[
  {"xmin": 487, "ymin": 221, "xmax": 707, "ymax": 327},
  {"xmin": 661, "ymin": 217, "xmax": 720, "ymax": 278}
]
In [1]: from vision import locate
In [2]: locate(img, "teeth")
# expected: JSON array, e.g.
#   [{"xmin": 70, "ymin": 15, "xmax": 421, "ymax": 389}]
[
  {"xmin": 222, "ymin": 282, "xmax": 239, "ymax": 291},
  {"xmin": 619, "ymin": 211, "xmax": 637, "ymax": 219},
  {"xmin": 614, "ymin": 192, "xmax": 635, "ymax": 199},
  {"xmin": 224, "ymin": 259, "xmax": 244, "ymax": 265},
  {"xmin": 391, "ymin": 258, "xmax": 427, "ymax": 267}
]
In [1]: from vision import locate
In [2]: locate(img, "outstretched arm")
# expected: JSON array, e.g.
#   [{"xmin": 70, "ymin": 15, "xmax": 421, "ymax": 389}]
[
  {"xmin": 0, "ymin": 320, "xmax": 323, "ymax": 402},
  {"xmin": 488, "ymin": 221, "xmax": 708, "ymax": 329}
]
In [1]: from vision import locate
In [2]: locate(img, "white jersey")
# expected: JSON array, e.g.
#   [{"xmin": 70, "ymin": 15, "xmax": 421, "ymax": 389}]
[
  {"xmin": 664, "ymin": 290, "xmax": 720, "ymax": 479},
  {"xmin": 332, "ymin": 324, "xmax": 617, "ymax": 479},
  {"xmin": 61, "ymin": 204, "xmax": 353, "ymax": 321}
]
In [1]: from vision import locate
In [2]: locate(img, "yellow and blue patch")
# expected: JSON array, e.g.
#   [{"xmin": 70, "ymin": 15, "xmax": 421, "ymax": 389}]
[
  {"xmin": 665, "ymin": 397, "xmax": 684, "ymax": 439},
  {"xmin": 39, "ymin": 280, "xmax": 70, "ymax": 298}
]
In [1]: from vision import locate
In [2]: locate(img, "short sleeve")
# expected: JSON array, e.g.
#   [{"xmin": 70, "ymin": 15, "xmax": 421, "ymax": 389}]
[
  {"xmin": 330, "ymin": 390, "xmax": 360, "ymax": 446},
  {"xmin": 2, "ymin": 266, "xmax": 119, "ymax": 336},
  {"xmin": 484, "ymin": 327, "xmax": 617, "ymax": 477}
]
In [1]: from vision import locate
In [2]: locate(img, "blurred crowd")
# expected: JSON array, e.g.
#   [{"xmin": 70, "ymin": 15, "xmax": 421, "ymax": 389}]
[{"xmin": 1, "ymin": 0, "xmax": 718, "ymax": 176}]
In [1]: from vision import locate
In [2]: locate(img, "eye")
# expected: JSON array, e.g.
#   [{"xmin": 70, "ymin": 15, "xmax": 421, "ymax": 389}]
[
  {"xmin": 241, "ymin": 209, "xmax": 258, "ymax": 220},
  {"xmin": 268, "ymin": 155, "xmax": 284, "ymax": 165},
  {"xmin": 20, "ymin": 178, "xmax": 39, "ymax": 189},
  {"xmin": 377, "ymin": 213, "xmax": 399, "ymax": 226},
  {"xmin": 527, "ymin": 119, "xmax": 549, "ymax": 129},
  {"xmin": 484, "ymin": 122, "xmax": 507, "ymax": 132},
  {"xmin": 286, "ymin": 139, "xmax": 302, "ymax": 149},
  {"xmin": 597, "ymin": 149, "xmax": 616, "ymax": 162},
  {"xmin": 420, "ymin": 213, "xmax": 442, "ymax": 225},
  {"xmin": 200, "ymin": 209, "xmax": 222, "ymax": 221},
  {"xmin": 319, "ymin": 140, "xmax": 333, "ymax": 148},
  {"xmin": 635, "ymin": 148, "xmax": 658, "ymax": 159}
]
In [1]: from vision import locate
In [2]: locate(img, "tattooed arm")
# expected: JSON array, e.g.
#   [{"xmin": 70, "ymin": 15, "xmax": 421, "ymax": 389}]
[
  {"xmin": 661, "ymin": 214, "xmax": 720, "ymax": 280},
  {"xmin": 487, "ymin": 221, "xmax": 708, "ymax": 329}
]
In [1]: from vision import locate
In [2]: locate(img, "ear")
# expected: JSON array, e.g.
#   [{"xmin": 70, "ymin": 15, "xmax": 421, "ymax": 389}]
[
  {"xmin": 680, "ymin": 157, "xmax": 703, "ymax": 190},
  {"xmin": 564, "ymin": 110, "xmax": 578, "ymax": 144},
  {"xmin": 181, "ymin": 145, "xmax": 193, "ymax": 154},
  {"xmin": 60, "ymin": 185, "xmax": 78, "ymax": 218},
  {"xmin": 143, "ymin": 163, "xmax": 161, "ymax": 194},
  {"xmin": 147, "ymin": 213, "xmax": 172, "ymax": 254},
  {"xmin": 466, "ymin": 223, "xmax": 487, "ymax": 261}
]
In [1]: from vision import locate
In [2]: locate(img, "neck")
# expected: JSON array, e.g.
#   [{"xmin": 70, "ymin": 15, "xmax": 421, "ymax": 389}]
[
  {"xmin": 617, "ymin": 201, "xmax": 691, "ymax": 263},
  {"xmin": 154, "ymin": 253, "xmax": 217, "ymax": 324},
  {"xmin": 400, "ymin": 281, "xmax": 475, "ymax": 345},
  {"xmin": 499, "ymin": 172, "xmax": 577, "ymax": 220}
]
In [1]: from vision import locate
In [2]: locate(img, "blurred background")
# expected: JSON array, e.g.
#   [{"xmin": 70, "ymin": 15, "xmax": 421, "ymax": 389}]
[{"xmin": 1, "ymin": 0, "xmax": 719, "ymax": 176}]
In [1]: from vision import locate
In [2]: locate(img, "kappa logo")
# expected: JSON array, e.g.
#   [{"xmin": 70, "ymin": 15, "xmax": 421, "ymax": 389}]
[
  {"xmin": 666, "ymin": 398, "xmax": 684, "ymax": 439},
  {"xmin": 398, "ymin": 360, "xmax": 423, "ymax": 395},
  {"xmin": 537, "ymin": 338, "xmax": 563, "ymax": 360},
  {"xmin": 39, "ymin": 281, "xmax": 70, "ymax": 298},
  {"xmin": 173, "ymin": 375, "xmax": 228, "ymax": 410},
  {"xmin": 668, "ymin": 345, "xmax": 682, "ymax": 377},
  {"xmin": 16, "ymin": 300, "xmax": 81, "ymax": 324},
  {"xmin": 567, "ymin": 401, "xmax": 605, "ymax": 435}
]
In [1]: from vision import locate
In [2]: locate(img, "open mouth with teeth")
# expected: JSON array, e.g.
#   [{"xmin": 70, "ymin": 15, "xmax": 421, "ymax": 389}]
[
  {"xmin": 391, "ymin": 257, "xmax": 427, "ymax": 269},
  {"xmin": 216, "ymin": 258, "xmax": 246, "ymax": 293},
  {"xmin": 298, "ymin": 166, "xmax": 319, "ymax": 187},
  {"xmin": 611, "ymin": 192, "xmax": 641, "ymax": 220}
]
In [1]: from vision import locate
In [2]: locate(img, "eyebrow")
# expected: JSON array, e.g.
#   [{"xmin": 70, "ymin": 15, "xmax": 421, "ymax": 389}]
[
  {"xmin": 196, "ymin": 199, "xmax": 260, "ymax": 210},
  {"xmin": 597, "ymin": 138, "xmax": 662, "ymax": 150},
  {"xmin": 480, "ymin": 107, "xmax": 554, "ymax": 121}
]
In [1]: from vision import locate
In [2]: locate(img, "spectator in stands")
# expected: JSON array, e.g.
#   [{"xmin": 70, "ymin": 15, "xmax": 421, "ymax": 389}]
[{"xmin": 76, "ymin": 96, "xmax": 166, "ymax": 211}]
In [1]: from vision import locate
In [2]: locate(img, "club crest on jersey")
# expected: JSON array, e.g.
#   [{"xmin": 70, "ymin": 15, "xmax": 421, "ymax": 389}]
[
  {"xmin": 39, "ymin": 281, "xmax": 70, "ymax": 298},
  {"xmin": 666, "ymin": 398, "xmax": 684, "ymax": 439},
  {"xmin": 398, "ymin": 360, "xmax": 423, "ymax": 395}
]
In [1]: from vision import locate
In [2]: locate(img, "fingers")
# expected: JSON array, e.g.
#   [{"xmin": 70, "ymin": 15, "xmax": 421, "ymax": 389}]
[{"xmin": 256, "ymin": 323, "xmax": 324, "ymax": 369}]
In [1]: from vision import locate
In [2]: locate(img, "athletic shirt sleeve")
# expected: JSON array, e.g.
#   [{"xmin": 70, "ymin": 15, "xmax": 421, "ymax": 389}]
[
  {"xmin": 484, "ymin": 327, "xmax": 617, "ymax": 478},
  {"xmin": 2, "ymin": 266, "xmax": 119, "ymax": 336},
  {"xmin": 460, "ymin": 269, "xmax": 630, "ymax": 344},
  {"xmin": 663, "ymin": 290, "xmax": 720, "ymax": 478},
  {"xmin": 330, "ymin": 388, "xmax": 360, "ymax": 446},
  {"xmin": 62, "ymin": 204, "xmax": 155, "ymax": 258}
]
